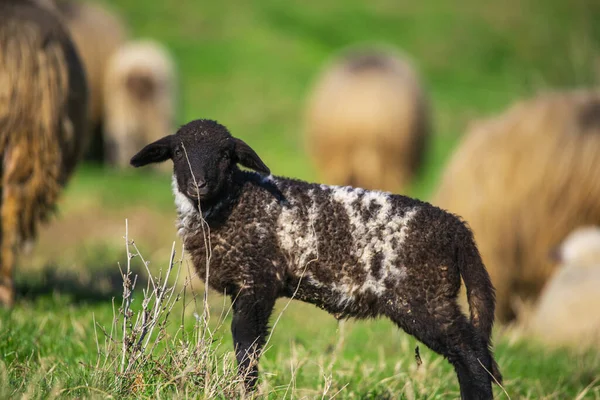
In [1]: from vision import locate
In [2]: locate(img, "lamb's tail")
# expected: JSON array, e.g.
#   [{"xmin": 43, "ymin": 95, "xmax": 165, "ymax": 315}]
[{"xmin": 456, "ymin": 230, "xmax": 503, "ymax": 385}]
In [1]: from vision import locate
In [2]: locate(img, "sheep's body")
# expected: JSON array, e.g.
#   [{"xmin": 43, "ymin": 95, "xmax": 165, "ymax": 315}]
[
  {"xmin": 56, "ymin": 0, "xmax": 128, "ymax": 162},
  {"xmin": 177, "ymin": 174, "xmax": 449, "ymax": 318},
  {"xmin": 0, "ymin": 0, "xmax": 88, "ymax": 306},
  {"xmin": 529, "ymin": 227, "xmax": 600, "ymax": 348},
  {"xmin": 176, "ymin": 173, "xmax": 500, "ymax": 397},
  {"xmin": 132, "ymin": 119, "xmax": 501, "ymax": 399},
  {"xmin": 104, "ymin": 40, "xmax": 177, "ymax": 170},
  {"xmin": 305, "ymin": 46, "xmax": 429, "ymax": 192},
  {"xmin": 434, "ymin": 90, "xmax": 600, "ymax": 323}
]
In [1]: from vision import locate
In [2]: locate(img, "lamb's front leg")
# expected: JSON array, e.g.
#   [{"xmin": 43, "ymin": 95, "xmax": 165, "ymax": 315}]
[{"xmin": 230, "ymin": 290, "xmax": 276, "ymax": 390}]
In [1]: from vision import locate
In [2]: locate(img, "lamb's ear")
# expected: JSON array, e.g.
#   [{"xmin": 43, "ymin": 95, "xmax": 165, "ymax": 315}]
[
  {"xmin": 130, "ymin": 135, "xmax": 174, "ymax": 167},
  {"xmin": 233, "ymin": 137, "xmax": 270, "ymax": 175}
]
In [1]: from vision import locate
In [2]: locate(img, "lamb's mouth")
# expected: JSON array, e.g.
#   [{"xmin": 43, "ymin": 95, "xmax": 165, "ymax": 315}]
[
  {"xmin": 186, "ymin": 186, "xmax": 209, "ymax": 199},
  {"xmin": 186, "ymin": 189, "xmax": 199, "ymax": 199}
]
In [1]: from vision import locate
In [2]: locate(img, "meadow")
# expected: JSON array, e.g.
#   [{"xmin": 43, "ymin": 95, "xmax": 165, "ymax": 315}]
[{"xmin": 1, "ymin": 0, "xmax": 600, "ymax": 398}]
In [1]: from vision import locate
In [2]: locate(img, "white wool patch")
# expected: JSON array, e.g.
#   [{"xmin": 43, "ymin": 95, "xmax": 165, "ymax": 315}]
[
  {"xmin": 171, "ymin": 175, "xmax": 200, "ymax": 238},
  {"xmin": 171, "ymin": 174, "xmax": 224, "ymax": 220},
  {"xmin": 276, "ymin": 188, "xmax": 320, "ymax": 277},
  {"xmin": 328, "ymin": 185, "xmax": 417, "ymax": 298},
  {"xmin": 276, "ymin": 181, "xmax": 418, "ymax": 310},
  {"xmin": 172, "ymin": 175, "xmax": 196, "ymax": 217}
]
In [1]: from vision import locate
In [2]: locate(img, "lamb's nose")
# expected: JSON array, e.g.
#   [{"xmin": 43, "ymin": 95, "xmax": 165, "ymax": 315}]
[
  {"xmin": 187, "ymin": 180, "xmax": 207, "ymax": 196},
  {"xmin": 188, "ymin": 179, "xmax": 206, "ymax": 189}
]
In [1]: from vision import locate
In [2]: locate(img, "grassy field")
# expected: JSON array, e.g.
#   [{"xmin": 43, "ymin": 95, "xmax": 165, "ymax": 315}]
[{"xmin": 2, "ymin": 0, "xmax": 600, "ymax": 398}]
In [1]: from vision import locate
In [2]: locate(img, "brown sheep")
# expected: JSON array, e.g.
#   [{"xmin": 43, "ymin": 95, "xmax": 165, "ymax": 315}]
[
  {"xmin": 0, "ymin": 0, "xmax": 88, "ymax": 306},
  {"xmin": 434, "ymin": 90, "xmax": 600, "ymax": 323},
  {"xmin": 305, "ymin": 45, "xmax": 430, "ymax": 193},
  {"xmin": 103, "ymin": 39, "xmax": 177, "ymax": 171},
  {"xmin": 55, "ymin": 0, "xmax": 128, "ymax": 162},
  {"xmin": 528, "ymin": 226, "xmax": 600, "ymax": 348}
]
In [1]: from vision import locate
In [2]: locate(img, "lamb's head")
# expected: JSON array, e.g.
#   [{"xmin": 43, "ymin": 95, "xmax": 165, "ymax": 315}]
[
  {"xmin": 130, "ymin": 119, "xmax": 270, "ymax": 205},
  {"xmin": 550, "ymin": 226, "xmax": 600, "ymax": 268}
]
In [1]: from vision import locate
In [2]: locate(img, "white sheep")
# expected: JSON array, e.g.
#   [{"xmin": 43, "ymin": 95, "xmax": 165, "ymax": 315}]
[
  {"xmin": 305, "ymin": 44, "xmax": 430, "ymax": 193},
  {"xmin": 529, "ymin": 226, "xmax": 600, "ymax": 348},
  {"xmin": 103, "ymin": 39, "xmax": 177, "ymax": 171}
]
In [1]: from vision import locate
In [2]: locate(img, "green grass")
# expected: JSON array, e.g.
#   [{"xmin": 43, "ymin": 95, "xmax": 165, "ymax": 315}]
[
  {"xmin": 3, "ymin": 0, "xmax": 600, "ymax": 398},
  {"xmin": 2, "ymin": 283, "xmax": 600, "ymax": 398}
]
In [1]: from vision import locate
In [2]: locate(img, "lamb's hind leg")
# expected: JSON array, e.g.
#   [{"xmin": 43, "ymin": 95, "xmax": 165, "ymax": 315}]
[
  {"xmin": 230, "ymin": 290, "xmax": 276, "ymax": 390},
  {"xmin": 384, "ymin": 299, "xmax": 494, "ymax": 400}
]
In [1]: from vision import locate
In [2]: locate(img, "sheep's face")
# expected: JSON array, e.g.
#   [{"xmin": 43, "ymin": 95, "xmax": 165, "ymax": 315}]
[{"xmin": 130, "ymin": 119, "xmax": 270, "ymax": 205}]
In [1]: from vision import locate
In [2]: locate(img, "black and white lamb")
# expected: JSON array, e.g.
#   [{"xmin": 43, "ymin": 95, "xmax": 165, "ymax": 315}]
[{"xmin": 130, "ymin": 119, "xmax": 503, "ymax": 400}]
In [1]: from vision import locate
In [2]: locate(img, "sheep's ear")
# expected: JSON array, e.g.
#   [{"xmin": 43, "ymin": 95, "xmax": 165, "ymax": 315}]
[
  {"xmin": 130, "ymin": 135, "xmax": 174, "ymax": 167},
  {"xmin": 233, "ymin": 137, "xmax": 270, "ymax": 175}
]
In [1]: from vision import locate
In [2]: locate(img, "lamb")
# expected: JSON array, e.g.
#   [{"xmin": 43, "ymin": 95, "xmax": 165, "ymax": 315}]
[
  {"xmin": 305, "ymin": 45, "xmax": 430, "ymax": 192},
  {"xmin": 103, "ymin": 40, "xmax": 177, "ymax": 170},
  {"xmin": 130, "ymin": 119, "xmax": 502, "ymax": 399},
  {"xmin": 528, "ymin": 226, "xmax": 600, "ymax": 348},
  {"xmin": 0, "ymin": 0, "xmax": 88, "ymax": 306}
]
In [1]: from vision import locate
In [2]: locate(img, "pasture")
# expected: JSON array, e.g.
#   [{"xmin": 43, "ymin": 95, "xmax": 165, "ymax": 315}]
[{"xmin": 1, "ymin": 0, "xmax": 600, "ymax": 398}]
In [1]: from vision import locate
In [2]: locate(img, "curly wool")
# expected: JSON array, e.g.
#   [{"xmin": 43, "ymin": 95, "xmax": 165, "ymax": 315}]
[{"xmin": 131, "ymin": 119, "xmax": 501, "ymax": 397}]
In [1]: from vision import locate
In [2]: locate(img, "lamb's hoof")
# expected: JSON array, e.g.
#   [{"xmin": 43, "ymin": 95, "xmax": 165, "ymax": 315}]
[{"xmin": 0, "ymin": 282, "xmax": 15, "ymax": 308}]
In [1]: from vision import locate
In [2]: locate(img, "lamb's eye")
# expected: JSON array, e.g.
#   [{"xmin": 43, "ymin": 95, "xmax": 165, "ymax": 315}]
[
  {"xmin": 174, "ymin": 148, "xmax": 183, "ymax": 158},
  {"xmin": 221, "ymin": 152, "xmax": 230, "ymax": 160}
]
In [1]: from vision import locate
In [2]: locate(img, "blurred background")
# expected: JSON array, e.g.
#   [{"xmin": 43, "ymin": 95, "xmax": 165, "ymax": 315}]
[
  {"xmin": 29, "ymin": 0, "xmax": 600, "ymax": 270},
  {"xmin": 3, "ymin": 0, "xmax": 600, "ymax": 397}
]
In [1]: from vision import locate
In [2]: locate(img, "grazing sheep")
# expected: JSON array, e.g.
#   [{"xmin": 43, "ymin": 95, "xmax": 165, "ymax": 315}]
[
  {"xmin": 0, "ymin": 0, "xmax": 88, "ymax": 306},
  {"xmin": 305, "ymin": 45, "xmax": 430, "ymax": 192},
  {"xmin": 103, "ymin": 40, "xmax": 177, "ymax": 170},
  {"xmin": 434, "ymin": 90, "xmax": 600, "ymax": 323},
  {"xmin": 130, "ymin": 119, "xmax": 502, "ymax": 399},
  {"xmin": 55, "ymin": 0, "xmax": 128, "ymax": 162},
  {"xmin": 528, "ymin": 226, "xmax": 600, "ymax": 348}
]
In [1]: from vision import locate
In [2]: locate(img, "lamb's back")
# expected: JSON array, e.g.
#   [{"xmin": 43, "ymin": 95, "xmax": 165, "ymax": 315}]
[{"xmin": 272, "ymin": 178, "xmax": 460, "ymax": 315}]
